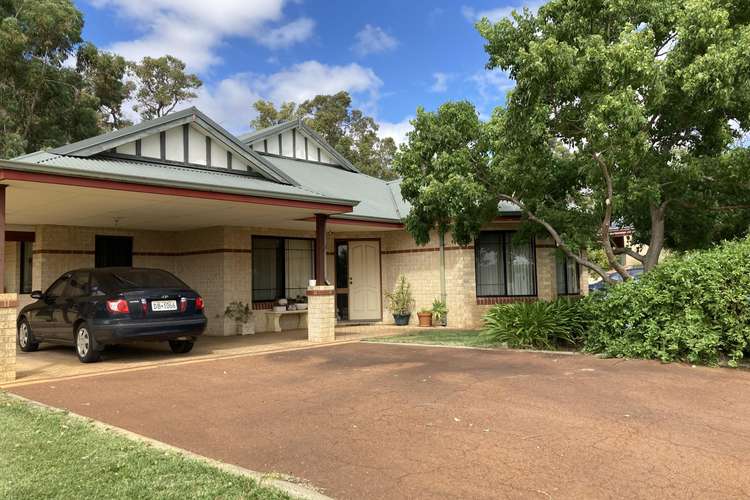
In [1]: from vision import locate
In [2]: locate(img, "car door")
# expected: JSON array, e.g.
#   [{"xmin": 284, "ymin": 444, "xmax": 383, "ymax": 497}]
[
  {"xmin": 55, "ymin": 271, "xmax": 90, "ymax": 340},
  {"xmin": 28, "ymin": 274, "xmax": 70, "ymax": 339}
]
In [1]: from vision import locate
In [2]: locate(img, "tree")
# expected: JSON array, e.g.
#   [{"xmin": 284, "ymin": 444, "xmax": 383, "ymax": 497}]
[
  {"xmin": 0, "ymin": 0, "xmax": 101, "ymax": 158},
  {"xmin": 76, "ymin": 42, "xmax": 134, "ymax": 130},
  {"xmin": 249, "ymin": 91, "xmax": 398, "ymax": 180},
  {"xmin": 393, "ymin": 101, "xmax": 495, "ymax": 245},
  {"xmin": 129, "ymin": 55, "xmax": 202, "ymax": 120},
  {"xmin": 471, "ymin": 0, "xmax": 750, "ymax": 282}
]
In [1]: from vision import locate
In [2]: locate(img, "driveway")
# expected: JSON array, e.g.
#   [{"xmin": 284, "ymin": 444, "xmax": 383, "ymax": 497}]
[{"xmin": 10, "ymin": 343, "xmax": 750, "ymax": 499}]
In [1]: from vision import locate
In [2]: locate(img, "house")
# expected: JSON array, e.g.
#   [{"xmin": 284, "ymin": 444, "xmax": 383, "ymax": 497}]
[{"xmin": 0, "ymin": 107, "xmax": 587, "ymax": 339}]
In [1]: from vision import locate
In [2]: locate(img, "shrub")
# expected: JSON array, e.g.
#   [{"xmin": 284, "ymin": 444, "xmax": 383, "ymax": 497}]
[
  {"xmin": 481, "ymin": 299, "xmax": 588, "ymax": 350},
  {"xmin": 583, "ymin": 237, "xmax": 750, "ymax": 366},
  {"xmin": 385, "ymin": 275, "xmax": 415, "ymax": 315}
]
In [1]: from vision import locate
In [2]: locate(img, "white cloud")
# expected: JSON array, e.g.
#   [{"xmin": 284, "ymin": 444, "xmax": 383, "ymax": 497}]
[
  {"xmin": 430, "ymin": 72, "xmax": 452, "ymax": 93},
  {"xmin": 260, "ymin": 17, "xmax": 316, "ymax": 50},
  {"xmin": 470, "ymin": 69, "xmax": 516, "ymax": 115},
  {"xmin": 89, "ymin": 0, "xmax": 314, "ymax": 71},
  {"xmin": 180, "ymin": 61, "xmax": 383, "ymax": 133},
  {"xmin": 377, "ymin": 117, "xmax": 413, "ymax": 146},
  {"xmin": 352, "ymin": 24, "xmax": 398, "ymax": 57},
  {"xmin": 461, "ymin": 1, "xmax": 544, "ymax": 23}
]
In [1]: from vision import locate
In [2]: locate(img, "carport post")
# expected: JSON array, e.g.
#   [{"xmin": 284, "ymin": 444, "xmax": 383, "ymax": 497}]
[
  {"xmin": 315, "ymin": 213, "xmax": 327, "ymax": 284},
  {"xmin": 0, "ymin": 184, "xmax": 5, "ymax": 292}
]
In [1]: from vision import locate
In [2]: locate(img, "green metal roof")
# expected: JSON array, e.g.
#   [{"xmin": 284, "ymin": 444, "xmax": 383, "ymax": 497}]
[{"xmin": 1, "ymin": 153, "xmax": 358, "ymax": 207}]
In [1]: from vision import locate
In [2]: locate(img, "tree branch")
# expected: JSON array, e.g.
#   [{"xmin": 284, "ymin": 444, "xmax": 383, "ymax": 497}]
[
  {"xmin": 593, "ymin": 153, "xmax": 633, "ymax": 280},
  {"xmin": 496, "ymin": 193, "xmax": 615, "ymax": 284}
]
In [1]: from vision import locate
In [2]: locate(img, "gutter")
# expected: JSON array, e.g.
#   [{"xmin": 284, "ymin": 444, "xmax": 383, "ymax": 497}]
[{"xmin": 0, "ymin": 159, "xmax": 359, "ymax": 210}]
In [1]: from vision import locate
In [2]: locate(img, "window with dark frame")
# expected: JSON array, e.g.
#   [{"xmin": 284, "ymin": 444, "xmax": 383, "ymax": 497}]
[
  {"xmin": 556, "ymin": 251, "xmax": 580, "ymax": 295},
  {"xmin": 19, "ymin": 241, "xmax": 33, "ymax": 294},
  {"xmin": 475, "ymin": 231, "xmax": 537, "ymax": 297},
  {"xmin": 252, "ymin": 236, "xmax": 315, "ymax": 302},
  {"xmin": 95, "ymin": 235, "xmax": 133, "ymax": 268}
]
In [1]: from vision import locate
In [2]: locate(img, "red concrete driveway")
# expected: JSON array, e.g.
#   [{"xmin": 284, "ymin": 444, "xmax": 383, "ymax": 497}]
[{"xmin": 10, "ymin": 343, "xmax": 750, "ymax": 499}]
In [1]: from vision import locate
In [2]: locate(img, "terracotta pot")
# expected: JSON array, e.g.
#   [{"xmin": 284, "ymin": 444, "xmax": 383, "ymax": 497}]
[{"xmin": 417, "ymin": 312, "xmax": 433, "ymax": 327}]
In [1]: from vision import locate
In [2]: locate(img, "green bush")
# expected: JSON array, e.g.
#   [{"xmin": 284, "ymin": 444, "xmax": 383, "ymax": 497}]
[
  {"xmin": 583, "ymin": 237, "xmax": 750, "ymax": 366},
  {"xmin": 481, "ymin": 299, "xmax": 588, "ymax": 350}
]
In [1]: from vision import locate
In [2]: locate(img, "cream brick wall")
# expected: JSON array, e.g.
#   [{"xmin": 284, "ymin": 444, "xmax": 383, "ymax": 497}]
[
  {"xmin": 306, "ymin": 285, "xmax": 335, "ymax": 342},
  {"xmin": 0, "ymin": 293, "xmax": 18, "ymax": 385}
]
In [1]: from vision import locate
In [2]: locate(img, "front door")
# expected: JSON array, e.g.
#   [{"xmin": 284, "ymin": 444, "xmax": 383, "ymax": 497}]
[{"xmin": 348, "ymin": 240, "xmax": 381, "ymax": 320}]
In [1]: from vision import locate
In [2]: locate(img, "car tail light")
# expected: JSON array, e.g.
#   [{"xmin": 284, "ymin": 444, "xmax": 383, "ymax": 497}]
[
  {"xmin": 195, "ymin": 296, "xmax": 204, "ymax": 311},
  {"xmin": 179, "ymin": 297, "xmax": 187, "ymax": 313},
  {"xmin": 107, "ymin": 299, "xmax": 129, "ymax": 314}
]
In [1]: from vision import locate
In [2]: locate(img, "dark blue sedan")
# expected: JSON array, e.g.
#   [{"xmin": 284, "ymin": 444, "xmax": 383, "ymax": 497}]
[
  {"xmin": 17, "ymin": 268, "xmax": 206, "ymax": 363},
  {"xmin": 588, "ymin": 267, "xmax": 644, "ymax": 292}
]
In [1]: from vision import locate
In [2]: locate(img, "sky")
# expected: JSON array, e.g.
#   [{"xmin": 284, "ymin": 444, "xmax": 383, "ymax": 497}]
[{"xmin": 77, "ymin": 0, "xmax": 540, "ymax": 143}]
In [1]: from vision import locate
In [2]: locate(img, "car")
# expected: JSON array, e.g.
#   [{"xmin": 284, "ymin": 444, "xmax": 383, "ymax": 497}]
[
  {"xmin": 16, "ymin": 267, "xmax": 207, "ymax": 363},
  {"xmin": 588, "ymin": 267, "xmax": 644, "ymax": 292}
]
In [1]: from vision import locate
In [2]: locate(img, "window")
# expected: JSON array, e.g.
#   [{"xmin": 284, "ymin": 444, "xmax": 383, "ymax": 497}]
[
  {"xmin": 556, "ymin": 252, "xmax": 580, "ymax": 295},
  {"xmin": 475, "ymin": 231, "xmax": 536, "ymax": 297},
  {"xmin": 45, "ymin": 274, "xmax": 70, "ymax": 298},
  {"xmin": 65, "ymin": 271, "xmax": 90, "ymax": 298},
  {"xmin": 95, "ymin": 235, "xmax": 133, "ymax": 268},
  {"xmin": 252, "ymin": 236, "xmax": 314, "ymax": 302},
  {"xmin": 19, "ymin": 241, "xmax": 32, "ymax": 294}
]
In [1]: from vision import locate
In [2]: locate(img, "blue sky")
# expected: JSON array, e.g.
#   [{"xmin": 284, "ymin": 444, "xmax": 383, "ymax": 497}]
[{"xmin": 77, "ymin": 0, "xmax": 537, "ymax": 142}]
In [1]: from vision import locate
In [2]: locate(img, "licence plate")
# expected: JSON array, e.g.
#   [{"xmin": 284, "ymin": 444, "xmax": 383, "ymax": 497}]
[{"xmin": 151, "ymin": 300, "xmax": 177, "ymax": 312}]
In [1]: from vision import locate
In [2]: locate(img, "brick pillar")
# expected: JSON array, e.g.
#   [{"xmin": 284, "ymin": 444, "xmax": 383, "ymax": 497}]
[
  {"xmin": 536, "ymin": 245, "xmax": 558, "ymax": 302},
  {"xmin": 306, "ymin": 285, "xmax": 335, "ymax": 343},
  {"xmin": 0, "ymin": 293, "xmax": 17, "ymax": 385}
]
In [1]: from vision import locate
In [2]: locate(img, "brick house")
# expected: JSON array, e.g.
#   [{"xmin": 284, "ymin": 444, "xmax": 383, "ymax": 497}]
[{"xmin": 0, "ymin": 107, "xmax": 587, "ymax": 339}]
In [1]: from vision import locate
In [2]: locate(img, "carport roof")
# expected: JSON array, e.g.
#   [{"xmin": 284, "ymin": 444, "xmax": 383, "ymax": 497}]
[{"xmin": 0, "ymin": 153, "xmax": 359, "ymax": 208}]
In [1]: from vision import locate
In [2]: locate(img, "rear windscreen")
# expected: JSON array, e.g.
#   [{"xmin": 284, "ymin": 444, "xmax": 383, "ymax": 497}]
[{"xmin": 99, "ymin": 269, "xmax": 189, "ymax": 290}]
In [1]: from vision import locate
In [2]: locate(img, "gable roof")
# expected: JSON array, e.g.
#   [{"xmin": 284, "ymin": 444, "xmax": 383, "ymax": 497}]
[
  {"xmin": 50, "ymin": 107, "xmax": 297, "ymax": 186},
  {"xmin": 238, "ymin": 119, "xmax": 361, "ymax": 173}
]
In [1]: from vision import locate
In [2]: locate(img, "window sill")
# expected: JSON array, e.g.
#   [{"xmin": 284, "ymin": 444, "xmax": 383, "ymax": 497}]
[{"xmin": 476, "ymin": 296, "xmax": 538, "ymax": 305}]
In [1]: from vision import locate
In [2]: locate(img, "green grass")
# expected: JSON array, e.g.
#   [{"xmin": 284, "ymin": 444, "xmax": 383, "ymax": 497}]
[
  {"xmin": 367, "ymin": 329, "xmax": 494, "ymax": 347},
  {"xmin": 0, "ymin": 393, "xmax": 291, "ymax": 500}
]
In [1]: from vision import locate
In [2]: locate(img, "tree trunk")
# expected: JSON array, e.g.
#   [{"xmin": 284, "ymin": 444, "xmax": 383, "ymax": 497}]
[{"xmin": 643, "ymin": 203, "xmax": 666, "ymax": 271}]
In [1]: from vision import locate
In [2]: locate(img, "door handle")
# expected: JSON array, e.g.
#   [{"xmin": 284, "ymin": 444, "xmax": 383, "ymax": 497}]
[{"xmin": 349, "ymin": 277, "xmax": 353, "ymax": 285}]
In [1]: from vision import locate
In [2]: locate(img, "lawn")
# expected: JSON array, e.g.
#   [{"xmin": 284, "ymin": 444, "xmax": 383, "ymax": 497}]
[
  {"xmin": 366, "ymin": 329, "xmax": 494, "ymax": 347},
  {"xmin": 0, "ymin": 394, "xmax": 290, "ymax": 500}
]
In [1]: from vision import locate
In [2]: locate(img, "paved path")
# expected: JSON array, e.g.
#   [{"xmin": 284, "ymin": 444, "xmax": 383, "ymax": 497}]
[{"xmin": 11, "ymin": 343, "xmax": 750, "ymax": 499}]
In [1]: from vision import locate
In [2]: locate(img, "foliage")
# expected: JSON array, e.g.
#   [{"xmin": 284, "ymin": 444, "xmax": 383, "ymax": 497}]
[
  {"xmin": 482, "ymin": 299, "xmax": 588, "ymax": 350},
  {"xmin": 0, "ymin": 0, "xmax": 101, "ymax": 157},
  {"xmin": 0, "ymin": 394, "xmax": 289, "ymax": 499},
  {"xmin": 583, "ymin": 237, "xmax": 750, "ymax": 366},
  {"xmin": 250, "ymin": 91, "xmax": 398, "ymax": 180},
  {"xmin": 224, "ymin": 301, "xmax": 252, "ymax": 324},
  {"xmin": 384, "ymin": 274, "xmax": 415, "ymax": 315},
  {"xmin": 480, "ymin": 0, "xmax": 750, "ymax": 272},
  {"xmin": 392, "ymin": 101, "xmax": 496, "ymax": 245},
  {"xmin": 129, "ymin": 55, "xmax": 202, "ymax": 120},
  {"xmin": 76, "ymin": 42, "xmax": 134, "ymax": 130},
  {"xmin": 431, "ymin": 298, "xmax": 448, "ymax": 324}
]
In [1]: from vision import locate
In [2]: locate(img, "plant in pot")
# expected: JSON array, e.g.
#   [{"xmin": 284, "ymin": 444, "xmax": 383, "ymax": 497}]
[
  {"xmin": 385, "ymin": 275, "xmax": 415, "ymax": 326},
  {"xmin": 431, "ymin": 298, "xmax": 448, "ymax": 326},
  {"xmin": 417, "ymin": 308, "xmax": 433, "ymax": 327},
  {"xmin": 224, "ymin": 301, "xmax": 254, "ymax": 335}
]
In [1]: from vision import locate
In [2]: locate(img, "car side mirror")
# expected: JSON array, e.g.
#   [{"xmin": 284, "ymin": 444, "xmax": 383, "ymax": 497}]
[{"xmin": 30, "ymin": 290, "xmax": 44, "ymax": 300}]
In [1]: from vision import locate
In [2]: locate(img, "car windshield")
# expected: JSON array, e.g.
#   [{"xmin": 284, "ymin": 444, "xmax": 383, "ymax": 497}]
[{"xmin": 100, "ymin": 269, "xmax": 188, "ymax": 290}]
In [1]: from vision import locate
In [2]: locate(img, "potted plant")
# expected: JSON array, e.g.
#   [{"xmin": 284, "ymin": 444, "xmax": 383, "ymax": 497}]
[
  {"xmin": 224, "ymin": 301, "xmax": 254, "ymax": 335},
  {"xmin": 385, "ymin": 275, "xmax": 415, "ymax": 326},
  {"xmin": 417, "ymin": 308, "xmax": 433, "ymax": 327},
  {"xmin": 431, "ymin": 298, "xmax": 448, "ymax": 326}
]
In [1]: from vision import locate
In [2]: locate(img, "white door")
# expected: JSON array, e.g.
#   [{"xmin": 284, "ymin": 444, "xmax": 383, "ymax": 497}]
[{"xmin": 348, "ymin": 240, "xmax": 381, "ymax": 320}]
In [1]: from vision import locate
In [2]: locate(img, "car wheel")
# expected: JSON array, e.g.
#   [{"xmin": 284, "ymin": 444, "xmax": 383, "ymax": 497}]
[
  {"xmin": 17, "ymin": 319, "xmax": 39, "ymax": 352},
  {"xmin": 75, "ymin": 323, "xmax": 101, "ymax": 363},
  {"xmin": 168, "ymin": 340, "xmax": 194, "ymax": 354}
]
